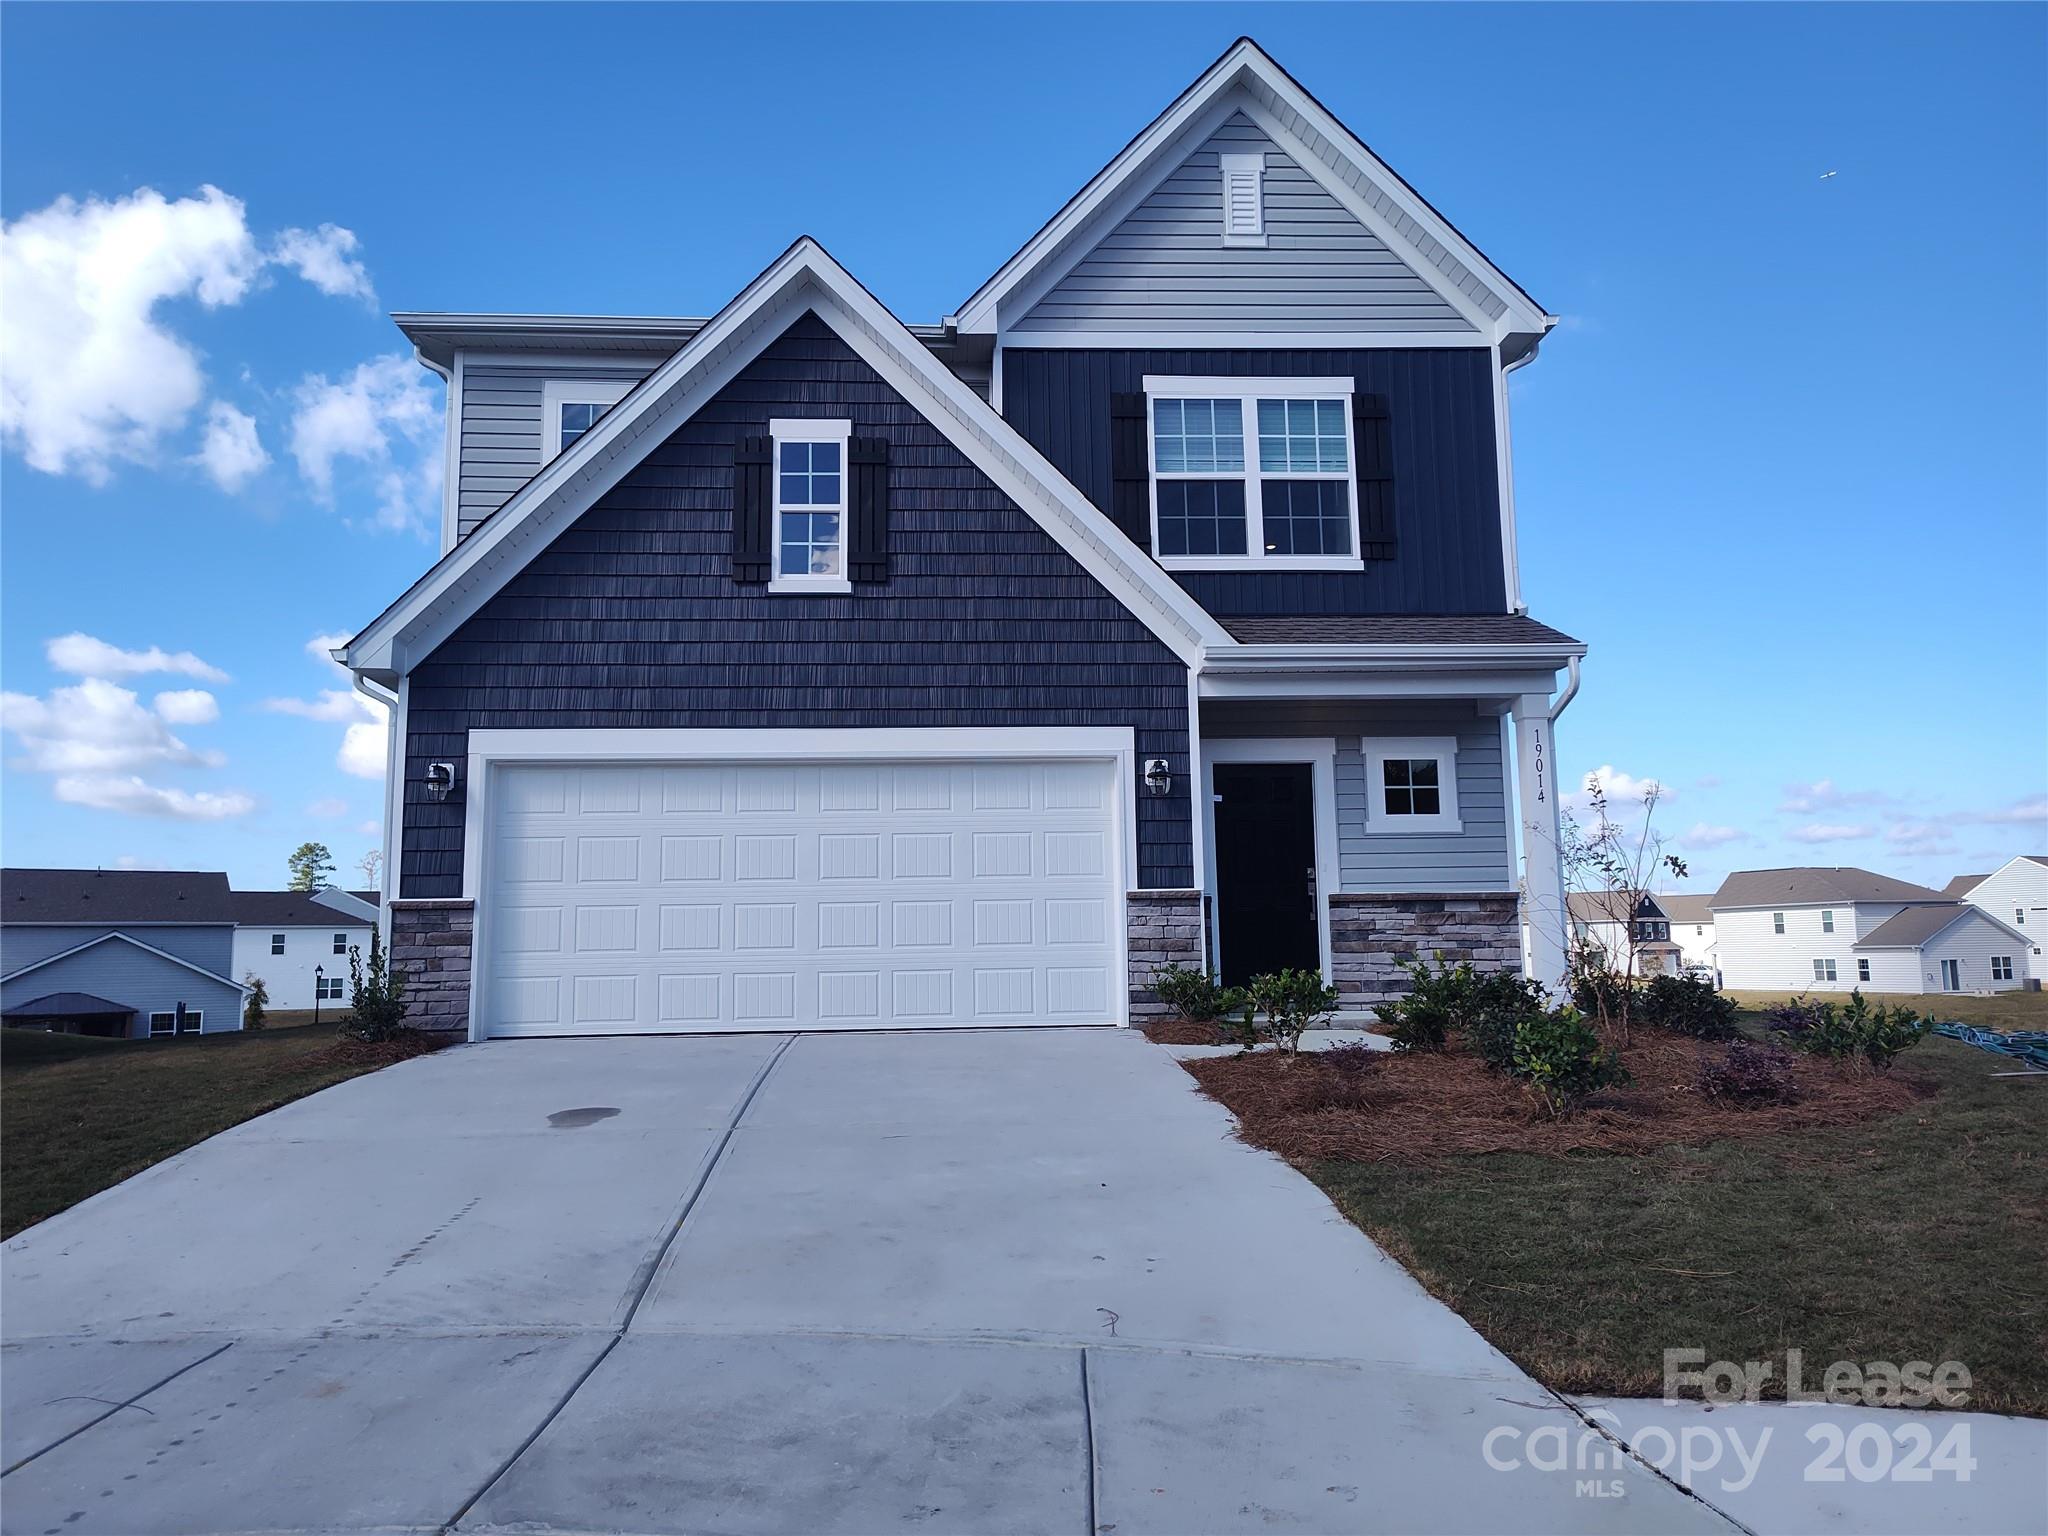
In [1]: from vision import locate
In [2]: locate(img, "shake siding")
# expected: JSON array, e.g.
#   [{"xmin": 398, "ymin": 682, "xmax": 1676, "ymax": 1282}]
[
  {"xmin": 1205, "ymin": 702, "xmax": 1511, "ymax": 893},
  {"xmin": 459, "ymin": 362, "xmax": 656, "ymax": 539},
  {"xmin": 0, "ymin": 940, "xmax": 243, "ymax": 1037},
  {"xmin": 402, "ymin": 313, "xmax": 1192, "ymax": 898},
  {"xmin": 1000, "ymin": 346, "xmax": 1503, "ymax": 615},
  {"xmin": 1012, "ymin": 114, "xmax": 1474, "ymax": 335},
  {"xmin": 0, "ymin": 923, "xmax": 232, "ymax": 977}
]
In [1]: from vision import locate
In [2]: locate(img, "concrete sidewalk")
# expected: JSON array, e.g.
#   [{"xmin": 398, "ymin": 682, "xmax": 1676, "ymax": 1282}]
[{"xmin": 1, "ymin": 1027, "xmax": 2018, "ymax": 1534}]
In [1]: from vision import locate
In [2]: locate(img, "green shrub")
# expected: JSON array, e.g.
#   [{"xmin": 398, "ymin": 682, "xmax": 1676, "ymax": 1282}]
[
  {"xmin": 1767, "ymin": 989, "xmax": 1932, "ymax": 1071},
  {"xmin": 242, "ymin": 974, "xmax": 268, "ymax": 1032},
  {"xmin": 1639, "ymin": 974, "xmax": 1739, "ymax": 1040},
  {"xmin": 339, "ymin": 928, "xmax": 412, "ymax": 1043},
  {"xmin": 1568, "ymin": 961, "xmax": 1638, "ymax": 1030},
  {"xmin": 1510, "ymin": 1006, "xmax": 1629, "ymax": 1119},
  {"xmin": 1378, "ymin": 956, "xmax": 1545, "ymax": 1063},
  {"xmin": 1248, "ymin": 968, "xmax": 1341, "ymax": 1056}
]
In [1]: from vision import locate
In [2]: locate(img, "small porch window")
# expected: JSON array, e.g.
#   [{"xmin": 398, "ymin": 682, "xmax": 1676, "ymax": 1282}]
[{"xmin": 1362, "ymin": 737, "xmax": 1461, "ymax": 834}]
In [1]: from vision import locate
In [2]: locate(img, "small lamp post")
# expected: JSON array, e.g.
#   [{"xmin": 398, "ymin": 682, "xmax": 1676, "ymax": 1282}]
[{"xmin": 314, "ymin": 964, "xmax": 324, "ymax": 1029}]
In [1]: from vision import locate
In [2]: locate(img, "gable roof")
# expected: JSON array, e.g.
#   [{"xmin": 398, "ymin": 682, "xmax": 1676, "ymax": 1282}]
[
  {"xmin": 229, "ymin": 890, "xmax": 378, "ymax": 927},
  {"xmin": 1941, "ymin": 873, "xmax": 1990, "ymax": 898},
  {"xmin": 1709, "ymin": 867, "xmax": 1948, "ymax": 910},
  {"xmin": 1656, "ymin": 893, "xmax": 1715, "ymax": 924},
  {"xmin": 950, "ymin": 38, "xmax": 1552, "ymax": 351},
  {"xmin": 0, "ymin": 930, "xmax": 246, "ymax": 993},
  {"xmin": 1855, "ymin": 903, "xmax": 2029, "ymax": 950},
  {"xmin": 2, "ymin": 991, "xmax": 135, "ymax": 1018},
  {"xmin": 340, "ymin": 239, "xmax": 1234, "ymax": 685},
  {"xmin": 1567, "ymin": 891, "xmax": 1670, "ymax": 925},
  {"xmin": 2, "ymin": 869, "xmax": 235, "ymax": 926}
]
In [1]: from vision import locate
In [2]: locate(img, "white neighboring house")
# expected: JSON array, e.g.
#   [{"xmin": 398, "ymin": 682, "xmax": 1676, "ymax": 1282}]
[
  {"xmin": 1710, "ymin": 867, "xmax": 2033, "ymax": 995},
  {"xmin": 1658, "ymin": 893, "xmax": 1717, "ymax": 977},
  {"xmin": 230, "ymin": 889, "xmax": 379, "ymax": 1010},
  {"xmin": 1566, "ymin": 891, "xmax": 1685, "ymax": 978},
  {"xmin": 1946, "ymin": 856, "xmax": 2047, "ymax": 982}
]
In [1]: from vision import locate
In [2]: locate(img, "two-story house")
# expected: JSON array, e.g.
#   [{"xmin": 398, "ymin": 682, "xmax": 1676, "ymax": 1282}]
[
  {"xmin": 229, "ymin": 888, "xmax": 380, "ymax": 1010},
  {"xmin": 0, "ymin": 869, "xmax": 248, "ymax": 1037},
  {"xmin": 340, "ymin": 39, "xmax": 1585, "ymax": 1040},
  {"xmin": 1710, "ymin": 867, "xmax": 2033, "ymax": 995},
  {"xmin": 1946, "ymin": 856, "xmax": 2047, "ymax": 981},
  {"xmin": 1565, "ymin": 891, "xmax": 1684, "ymax": 978}
]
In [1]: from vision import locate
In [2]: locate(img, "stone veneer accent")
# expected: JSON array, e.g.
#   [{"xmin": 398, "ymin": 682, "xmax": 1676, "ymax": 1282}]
[
  {"xmin": 389, "ymin": 899, "xmax": 474, "ymax": 1036},
  {"xmin": 1127, "ymin": 889, "xmax": 1205, "ymax": 1022},
  {"xmin": 1329, "ymin": 891, "xmax": 1521, "ymax": 1008}
]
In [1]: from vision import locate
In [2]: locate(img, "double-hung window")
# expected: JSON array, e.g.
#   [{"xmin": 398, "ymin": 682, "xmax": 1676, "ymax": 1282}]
[
  {"xmin": 769, "ymin": 418, "xmax": 851, "ymax": 593},
  {"xmin": 1821, "ymin": 909, "xmax": 1835, "ymax": 934},
  {"xmin": 1812, "ymin": 958, "xmax": 1838, "ymax": 982},
  {"xmin": 1145, "ymin": 377, "xmax": 1359, "ymax": 569},
  {"xmin": 317, "ymin": 975, "xmax": 346, "ymax": 1001},
  {"xmin": 270, "ymin": 932, "xmax": 286, "ymax": 956},
  {"xmin": 1992, "ymin": 956, "xmax": 2014, "ymax": 981},
  {"xmin": 1857, "ymin": 958, "xmax": 1871, "ymax": 981}
]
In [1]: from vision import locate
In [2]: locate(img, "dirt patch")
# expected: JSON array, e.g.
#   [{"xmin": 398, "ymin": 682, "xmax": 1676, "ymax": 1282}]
[
  {"xmin": 282, "ymin": 1031, "xmax": 449, "ymax": 1074},
  {"xmin": 1184, "ymin": 1033, "xmax": 1932, "ymax": 1164},
  {"xmin": 1139, "ymin": 1017, "xmax": 1234, "ymax": 1045}
]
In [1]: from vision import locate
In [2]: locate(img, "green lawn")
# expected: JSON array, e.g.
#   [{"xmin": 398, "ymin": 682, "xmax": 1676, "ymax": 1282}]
[
  {"xmin": 1312, "ymin": 1025, "xmax": 2047, "ymax": 1417},
  {"xmin": 1722, "ymin": 988, "xmax": 2047, "ymax": 1033},
  {"xmin": 2, "ymin": 1021, "xmax": 425, "ymax": 1239}
]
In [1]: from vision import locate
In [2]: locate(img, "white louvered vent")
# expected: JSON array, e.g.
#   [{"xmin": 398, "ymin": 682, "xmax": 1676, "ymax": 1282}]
[{"xmin": 1220, "ymin": 152, "xmax": 1266, "ymax": 244}]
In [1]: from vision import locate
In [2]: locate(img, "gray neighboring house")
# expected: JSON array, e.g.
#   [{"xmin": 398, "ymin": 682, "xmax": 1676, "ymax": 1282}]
[{"xmin": 0, "ymin": 870, "xmax": 247, "ymax": 1038}]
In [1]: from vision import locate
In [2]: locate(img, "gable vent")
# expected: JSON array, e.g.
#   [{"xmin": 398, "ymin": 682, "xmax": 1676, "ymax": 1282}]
[{"xmin": 1220, "ymin": 152, "xmax": 1266, "ymax": 244}]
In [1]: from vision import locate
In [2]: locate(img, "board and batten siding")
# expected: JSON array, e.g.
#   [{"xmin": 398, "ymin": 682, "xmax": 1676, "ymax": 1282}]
[
  {"xmin": 0, "ymin": 938, "xmax": 243, "ymax": 1037},
  {"xmin": 402, "ymin": 312, "xmax": 1193, "ymax": 899},
  {"xmin": 458, "ymin": 361, "xmax": 657, "ymax": 540},
  {"xmin": 1010, "ymin": 114, "xmax": 1475, "ymax": 336},
  {"xmin": 0, "ymin": 923, "xmax": 233, "ymax": 978},
  {"xmin": 1000, "ymin": 346, "xmax": 1503, "ymax": 616},
  {"xmin": 1206, "ymin": 702, "xmax": 1511, "ymax": 894}
]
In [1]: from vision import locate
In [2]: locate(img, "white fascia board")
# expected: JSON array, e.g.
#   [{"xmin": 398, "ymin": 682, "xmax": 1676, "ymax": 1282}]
[
  {"xmin": 465, "ymin": 725, "xmax": 1136, "ymax": 761},
  {"xmin": 309, "ymin": 887, "xmax": 380, "ymax": 924},
  {"xmin": 1001, "ymin": 330, "xmax": 1494, "ymax": 350},
  {"xmin": 341, "ymin": 239, "xmax": 1229, "ymax": 681},
  {"xmin": 1197, "ymin": 665, "xmax": 1566, "ymax": 701},
  {"xmin": 0, "ymin": 930, "xmax": 248, "ymax": 994},
  {"xmin": 952, "ymin": 39, "xmax": 1549, "ymax": 341},
  {"xmin": 1201, "ymin": 642, "xmax": 1587, "ymax": 670}
]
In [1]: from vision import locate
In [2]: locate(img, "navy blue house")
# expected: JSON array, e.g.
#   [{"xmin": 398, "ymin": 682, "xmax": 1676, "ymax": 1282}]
[{"xmin": 343, "ymin": 39, "xmax": 1585, "ymax": 1039}]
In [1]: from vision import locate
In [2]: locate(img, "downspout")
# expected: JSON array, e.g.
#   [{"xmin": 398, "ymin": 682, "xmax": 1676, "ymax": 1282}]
[
  {"xmin": 350, "ymin": 670, "xmax": 400, "ymax": 944},
  {"xmin": 1551, "ymin": 654, "xmax": 1581, "ymax": 719}
]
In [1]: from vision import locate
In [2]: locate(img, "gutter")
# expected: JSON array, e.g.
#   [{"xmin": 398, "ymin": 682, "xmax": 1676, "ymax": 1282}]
[{"xmin": 1200, "ymin": 642, "xmax": 1587, "ymax": 674}]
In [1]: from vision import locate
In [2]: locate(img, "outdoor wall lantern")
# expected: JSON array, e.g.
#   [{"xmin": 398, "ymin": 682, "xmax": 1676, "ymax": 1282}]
[
  {"xmin": 424, "ymin": 761, "xmax": 459, "ymax": 802},
  {"xmin": 1144, "ymin": 758, "xmax": 1172, "ymax": 798}
]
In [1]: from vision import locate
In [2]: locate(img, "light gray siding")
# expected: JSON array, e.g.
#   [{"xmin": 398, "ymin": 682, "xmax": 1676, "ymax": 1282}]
[
  {"xmin": 1207, "ymin": 702, "xmax": 1512, "ymax": 893},
  {"xmin": 1, "ymin": 923, "xmax": 232, "ymax": 977},
  {"xmin": 0, "ymin": 936, "xmax": 243, "ymax": 1037},
  {"xmin": 1011, "ymin": 114, "xmax": 1476, "ymax": 336},
  {"xmin": 457, "ymin": 360, "xmax": 655, "ymax": 540}
]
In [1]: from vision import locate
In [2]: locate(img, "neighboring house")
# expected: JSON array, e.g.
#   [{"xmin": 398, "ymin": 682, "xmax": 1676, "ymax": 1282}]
[
  {"xmin": 1945, "ymin": 856, "xmax": 2047, "ymax": 981},
  {"xmin": 230, "ymin": 889, "xmax": 380, "ymax": 1009},
  {"xmin": 1658, "ymin": 893, "xmax": 1717, "ymax": 975},
  {"xmin": 341, "ymin": 40, "xmax": 1586, "ymax": 1040},
  {"xmin": 0, "ymin": 870, "xmax": 247, "ymax": 1037},
  {"xmin": 1566, "ymin": 891, "xmax": 1684, "ymax": 978},
  {"xmin": 1709, "ymin": 867, "xmax": 2033, "ymax": 995}
]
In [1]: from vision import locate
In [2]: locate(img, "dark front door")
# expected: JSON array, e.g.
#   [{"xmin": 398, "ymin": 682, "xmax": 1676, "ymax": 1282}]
[{"xmin": 1213, "ymin": 762, "xmax": 1320, "ymax": 987}]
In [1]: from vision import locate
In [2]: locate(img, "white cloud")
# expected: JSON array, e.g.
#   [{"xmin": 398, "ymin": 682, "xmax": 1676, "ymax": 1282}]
[
  {"xmin": 1885, "ymin": 821, "xmax": 1958, "ymax": 857},
  {"xmin": 1958, "ymin": 794, "xmax": 2048, "ymax": 828},
  {"xmin": 357, "ymin": 818, "xmax": 381, "ymax": 838},
  {"xmin": 1779, "ymin": 778, "xmax": 1894, "ymax": 815},
  {"xmin": 193, "ymin": 401, "xmax": 268, "ymax": 491},
  {"xmin": 306, "ymin": 796, "xmax": 349, "ymax": 817},
  {"xmin": 271, "ymin": 224, "xmax": 374, "ymax": 305},
  {"xmin": 1, "ymin": 677, "xmax": 220, "ymax": 773},
  {"xmin": 1681, "ymin": 822, "xmax": 1748, "ymax": 849},
  {"xmin": 264, "ymin": 631, "xmax": 388, "ymax": 782},
  {"xmin": 152, "ymin": 688, "xmax": 219, "ymax": 725},
  {"xmin": 289, "ymin": 354, "xmax": 442, "ymax": 534},
  {"xmin": 1565, "ymin": 765, "xmax": 1673, "ymax": 814},
  {"xmin": 340, "ymin": 719, "xmax": 387, "ymax": 779},
  {"xmin": 1, "ymin": 186, "xmax": 262, "ymax": 482},
  {"xmin": 54, "ymin": 774, "xmax": 255, "ymax": 821},
  {"xmin": 112, "ymin": 854, "xmax": 169, "ymax": 870},
  {"xmin": 46, "ymin": 631, "xmax": 228, "ymax": 682},
  {"xmin": 262, "ymin": 690, "xmax": 362, "ymax": 722},
  {"xmin": 1787, "ymin": 823, "xmax": 1874, "ymax": 844}
]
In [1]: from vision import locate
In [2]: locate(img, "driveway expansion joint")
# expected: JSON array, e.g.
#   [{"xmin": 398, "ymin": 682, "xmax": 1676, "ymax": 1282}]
[{"xmin": 0, "ymin": 1339, "xmax": 236, "ymax": 1477}]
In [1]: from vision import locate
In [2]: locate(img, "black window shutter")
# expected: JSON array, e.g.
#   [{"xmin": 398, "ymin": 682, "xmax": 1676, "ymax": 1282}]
[
  {"xmin": 1109, "ymin": 392, "xmax": 1152, "ymax": 553},
  {"xmin": 848, "ymin": 437, "xmax": 889, "ymax": 583},
  {"xmin": 731, "ymin": 435, "xmax": 772, "ymax": 582},
  {"xmin": 1352, "ymin": 392, "xmax": 1396, "ymax": 560}
]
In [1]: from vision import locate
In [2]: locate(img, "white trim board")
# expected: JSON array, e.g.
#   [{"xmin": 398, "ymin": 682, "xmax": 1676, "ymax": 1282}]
[
  {"xmin": 455, "ymin": 725, "xmax": 1141, "ymax": 1043},
  {"xmin": 1201, "ymin": 737, "xmax": 1340, "ymax": 985},
  {"xmin": 339, "ymin": 238, "xmax": 1232, "ymax": 685},
  {"xmin": 0, "ymin": 930, "xmax": 249, "ymax": 995}
]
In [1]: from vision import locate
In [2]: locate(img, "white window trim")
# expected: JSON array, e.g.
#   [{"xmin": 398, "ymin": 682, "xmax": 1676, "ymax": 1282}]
[
  {"xmin": 1141, "ymin": 376, "xmax": 1362, "ymax": 571},
  {"xmin": 1362, "ymin": 735, "xmax": 1462, "ymax": 835},
  {"xmin": 149, "ymin": 1009, "xmax": 204, "ymax": 1035},
  {"xmin": 1219, "ymin": 151, "xmax": 1267, "ymax": 247},
  {"xmin": 270, "ymin": 932, "xmax": 286, "ymax": 955},
  {"xmin": 768, "ymin": 417, "xmax": 854, "ymax": 595},
  {"xmin": 1857, "ymin": 958, "xmax": 1871, "ymax": 981},
  {"xmin": 1813, "ymin": 958, "xmax": 1838, "ymax": 982},
  {"xmin": 542, "ymin": 379, "xmax": 634, "ymax": 464},
  {"xmin": 1821, "ymin": 909, "xmax": 1835, "ymax": 933},
  {"xmin": 332, "ymin": 932, "xmax": 349, "ymax": 955}
]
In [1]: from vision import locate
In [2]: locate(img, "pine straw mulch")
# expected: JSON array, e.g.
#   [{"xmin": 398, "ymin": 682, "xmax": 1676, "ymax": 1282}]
[
  {"xmin": 1181, "ymin": 1032, "xmax": 1936, "ymax": 1165},
  {"xmin": 275, "ymin": 1029, "xmax": 450, "ymax": 1075},
  {"xmin": 1140, "ymin": 1017, "xmax": 1234, "ymax": 1045}
]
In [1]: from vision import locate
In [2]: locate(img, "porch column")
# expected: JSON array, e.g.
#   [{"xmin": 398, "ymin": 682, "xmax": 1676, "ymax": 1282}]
[{"xmin": 1511, "ymin": 692, "xmax": 1568, "ymax": 994}]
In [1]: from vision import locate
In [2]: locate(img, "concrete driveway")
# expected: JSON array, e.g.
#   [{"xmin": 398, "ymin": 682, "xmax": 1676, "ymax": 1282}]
[{"xmin": 2, "ymin": 1028, "xmax": 1727, "ymax": 1535}]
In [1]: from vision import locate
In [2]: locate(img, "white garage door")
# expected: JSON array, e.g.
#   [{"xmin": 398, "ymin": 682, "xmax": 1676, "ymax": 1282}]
[{"xmin": 480, "ymin": 760, "xmax": 1122, "ymax": 1035}]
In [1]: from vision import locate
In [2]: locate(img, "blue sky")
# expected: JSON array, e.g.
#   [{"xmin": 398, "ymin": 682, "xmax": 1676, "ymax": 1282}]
[{"xmin": 3, "ymin": 3, "xmax": 2043, "ymax": 894}]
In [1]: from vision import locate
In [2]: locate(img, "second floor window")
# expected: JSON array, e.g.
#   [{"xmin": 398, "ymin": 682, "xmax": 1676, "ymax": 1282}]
[
  {"xmin": 1146, "ymin": 378, "xmax": 1358, "ymax": 569},
  {"xmin": 1821, "ymin": 909, "xmax": 1835, "ymax": 933},
  {"xmin": 770, "ymin": 419, "xmax": 852, "ymax": 593},
  {"xmin": 270, "ymin": 932, "xmax": 285, "ymax": 955},
  {"xmin": 1772, "ymin": 912, "xmax": 1785, "ymax": 934},
  {"xmin": 1635, "ymin": 919, "xmax": 1669, "ymax": 943},
  {"xmin": 332, "ymin": 932, "xmax": 348, "ymax": 955}
]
